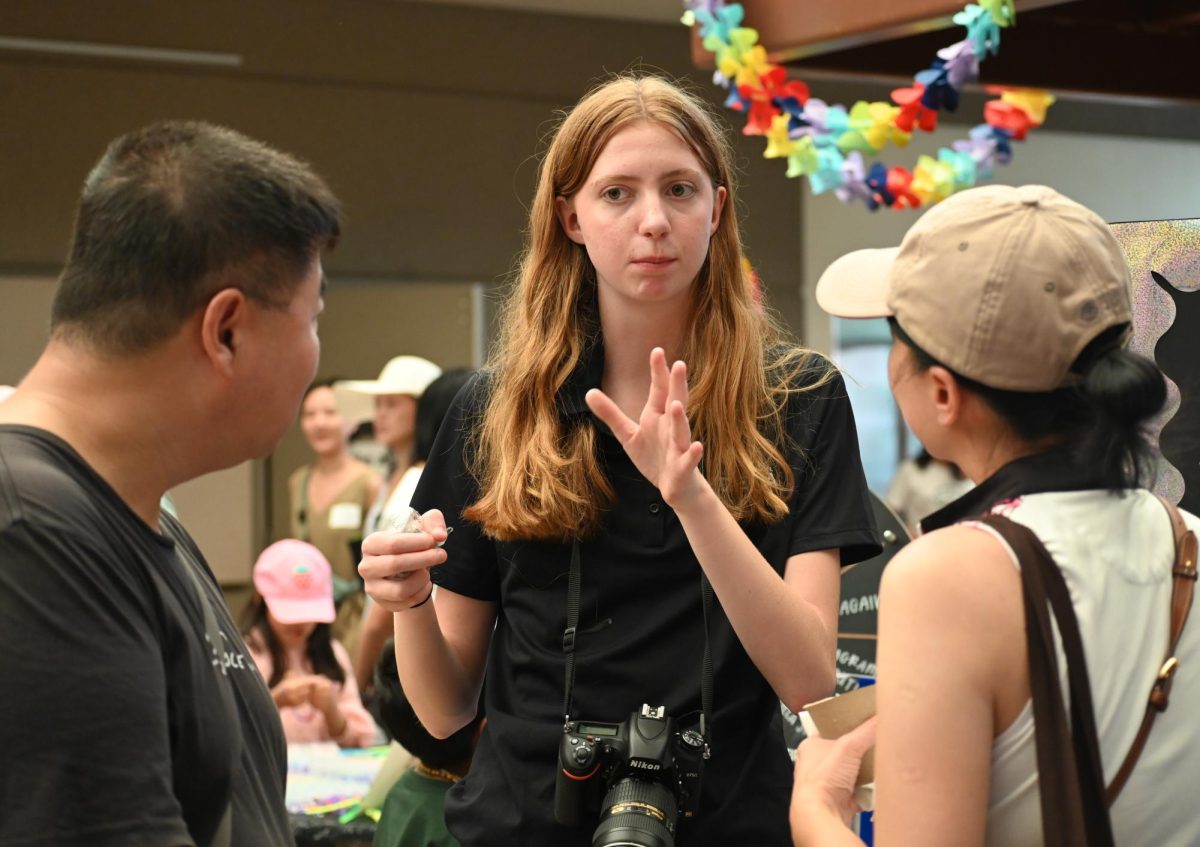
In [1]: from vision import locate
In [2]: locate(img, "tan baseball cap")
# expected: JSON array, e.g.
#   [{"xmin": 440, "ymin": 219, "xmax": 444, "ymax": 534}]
[{"xmin": 815, "ymin": 184, "xmax": 1133, "ymax": 391}]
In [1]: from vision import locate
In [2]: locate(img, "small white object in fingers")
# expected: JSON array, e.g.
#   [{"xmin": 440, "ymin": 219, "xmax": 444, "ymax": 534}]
[{"xmin": 385, "ymin": 508, "xmax": 451, "ymax": 581}]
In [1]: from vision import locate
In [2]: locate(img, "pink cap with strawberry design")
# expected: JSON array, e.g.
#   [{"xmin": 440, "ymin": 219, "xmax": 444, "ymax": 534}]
[{"xmin": 252, "ymin": 539, "xmax": 336, "ymax": 624}]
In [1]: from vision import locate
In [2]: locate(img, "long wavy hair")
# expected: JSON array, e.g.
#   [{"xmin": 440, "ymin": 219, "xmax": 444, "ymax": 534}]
[{"xmin": 465, "ymin": 75, "xmax": 828, "ymax": 541}]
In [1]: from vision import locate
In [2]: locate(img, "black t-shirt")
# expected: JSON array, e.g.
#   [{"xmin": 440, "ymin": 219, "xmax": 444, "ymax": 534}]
[
  {"xmin": 412, "ymin": 346, "xmax": 881, "ymax": 847},
  {"xmin": 0, "ymin": 426, "xmax": 292, "ymax": 847}
]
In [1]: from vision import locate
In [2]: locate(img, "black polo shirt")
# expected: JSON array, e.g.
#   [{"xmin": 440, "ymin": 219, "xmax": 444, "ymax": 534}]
[{"xmin": 413, "ymin": 343, "xmax": 880, "ymax": 847}]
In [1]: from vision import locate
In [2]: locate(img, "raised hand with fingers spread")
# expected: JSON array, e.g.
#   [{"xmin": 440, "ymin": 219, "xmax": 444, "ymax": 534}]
[{"xmin": 585, "ymin": 348, "xmax": 705, "ymax": 509}]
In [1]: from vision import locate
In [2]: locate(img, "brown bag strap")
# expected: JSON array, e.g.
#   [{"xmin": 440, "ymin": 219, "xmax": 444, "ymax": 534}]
[
  {"xmin": 977, "ymin": 514, "xmax": 1115, "ymax": 847},
  {"xmin": 1104, "ymin": 496, "xmax": 1197, "ymax": 804}
]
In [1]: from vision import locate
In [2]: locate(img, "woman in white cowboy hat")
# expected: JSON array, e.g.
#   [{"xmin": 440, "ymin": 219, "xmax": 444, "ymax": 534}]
[{"xmin": 337, "ymin": 355, "xmax": 442, "ymax": 537}]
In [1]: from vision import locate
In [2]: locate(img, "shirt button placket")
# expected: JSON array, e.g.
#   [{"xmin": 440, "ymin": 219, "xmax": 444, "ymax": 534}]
[{"xmin": 648, "ymin": 501, "xmax": 664, "ymax": 546}]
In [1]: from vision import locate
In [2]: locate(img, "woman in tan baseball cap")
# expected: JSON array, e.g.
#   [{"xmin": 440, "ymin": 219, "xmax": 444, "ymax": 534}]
[{"xmin": 791, "ymin": 185, "xmax": 1200, "ymax": 846}]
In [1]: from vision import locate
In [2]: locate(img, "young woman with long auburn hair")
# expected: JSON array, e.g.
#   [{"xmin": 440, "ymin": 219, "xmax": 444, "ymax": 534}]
[{"xmin": 360, "ymin": 75, "xmax": 881, "ymax": 846}]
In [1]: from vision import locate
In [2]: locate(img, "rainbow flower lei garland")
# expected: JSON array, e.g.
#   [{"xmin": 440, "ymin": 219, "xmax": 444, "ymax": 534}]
[{"xmin": 681, "ymin": 0, "xmax": 1056, "ymax": 210}]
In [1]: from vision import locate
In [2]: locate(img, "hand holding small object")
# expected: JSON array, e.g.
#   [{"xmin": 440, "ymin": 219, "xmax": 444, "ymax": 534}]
[
  {"xmin": 358, "ymin": 508, "xmax": 449, "ymax": 612},
  {"xmin": 790, "ymin": 716, "xmax": 878, "ymax": 835},
  {"xmin": 272, "ymin": 675, "xmax": 316, "ymax": 709},
  {"xmin": 307, "ymin": 675, "xmax": 338, "ymax": 713},
  {"xmin": 391, "ymin": 507, "xmax": 453, "ymax": 545},
  {"xmin": 386, "ymin": 508, "xmax": 453, "ymax": 580}
]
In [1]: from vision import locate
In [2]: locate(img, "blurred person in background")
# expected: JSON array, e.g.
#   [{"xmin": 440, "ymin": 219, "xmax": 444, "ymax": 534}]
[
  {"xmin": 337, "ymin": 355, "xmax": 441, "ymax": 536},
  {"xmin": 372, "ymin": 637, "xmax": 484, "ymax": 847},
  {"xmin": 244, "ymin": 539, "xmax": 378, "ymax": 747},
  {"xmin": 353, "ymin": 368, "xmax": 475, "ymax": 699},
  {"xmin": 288, "ymin": 378, "xmax": 381, "ymax": 652},
  {"xmin": 885, "ymin": 446, "xmax": 973, "ymax": 535}
]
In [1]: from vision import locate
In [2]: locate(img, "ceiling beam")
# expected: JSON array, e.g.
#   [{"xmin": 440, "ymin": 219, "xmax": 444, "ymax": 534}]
[
  {"xmin": 690, "ymin": 0, "xmax": 1200, "ymax": 105},
  {"xmin": 782, "ymin": 11, "xmax": 1200, "ymax": 104},
  {"xmin": 1142, "ymin": 0, "xmax": 1200, "ymax": 27},
  {"xmin": 690, "ymin": 0, "xmax": 1078, "ymax": 65}
]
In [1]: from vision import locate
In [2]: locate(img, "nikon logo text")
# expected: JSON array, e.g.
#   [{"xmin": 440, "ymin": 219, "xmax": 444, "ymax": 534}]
[{"xmin": 630, "ymin": 760, "xmax": 661, "ymax": 771}]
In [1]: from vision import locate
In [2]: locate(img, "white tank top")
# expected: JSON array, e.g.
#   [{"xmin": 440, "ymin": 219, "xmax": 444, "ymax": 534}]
[{"xmin": 968, "ymin": 489, "xmax": 1200, "ymax": 847}]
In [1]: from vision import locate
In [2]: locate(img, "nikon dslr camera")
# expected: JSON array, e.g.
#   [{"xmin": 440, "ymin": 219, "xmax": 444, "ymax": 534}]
[{"xmin": 554, "ymin": 704, "xmax": 707, "ymax": 847}]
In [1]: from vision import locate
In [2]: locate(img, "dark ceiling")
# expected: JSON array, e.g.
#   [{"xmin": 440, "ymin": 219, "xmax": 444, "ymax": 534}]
[
  {"xmin": 776, "ymin": 0, "xmax": 1200, "ymax": 104},
  {"xmin": 689, "ymin": 0, "xmax": 1200, "ymax": 141}
]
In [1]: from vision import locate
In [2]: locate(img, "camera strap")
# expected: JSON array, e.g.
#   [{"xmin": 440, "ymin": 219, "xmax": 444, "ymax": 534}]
[
  {"xmin": 561, "ymin": 539, "xmax": 715, "ymax": 745},
  {"xmin": 562, "ymin": 540, "xmax": 583, "ymax": 723}
]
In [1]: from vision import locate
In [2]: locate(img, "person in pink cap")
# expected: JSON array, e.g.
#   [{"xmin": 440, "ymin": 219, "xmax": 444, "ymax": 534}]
[{"xmin": 243, "ymin": 539, "xmax": 377, "ymax": 747}]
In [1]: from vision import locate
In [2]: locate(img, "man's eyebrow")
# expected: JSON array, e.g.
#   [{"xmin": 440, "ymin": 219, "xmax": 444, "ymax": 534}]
[{"xmin": 320, "ymin": 274, "xmax": 328, "ymax": 297}]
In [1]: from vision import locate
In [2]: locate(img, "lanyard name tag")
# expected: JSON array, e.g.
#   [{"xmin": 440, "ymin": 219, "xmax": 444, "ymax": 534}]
[{"xmin": 328, "ymin": 502, "xmax": 363, "ymax": 530}]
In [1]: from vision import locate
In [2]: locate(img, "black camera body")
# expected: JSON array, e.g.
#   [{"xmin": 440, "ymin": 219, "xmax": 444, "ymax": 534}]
[{"xmin": 554, "ymin": 704, "xmax": 707, "ymax": 847}]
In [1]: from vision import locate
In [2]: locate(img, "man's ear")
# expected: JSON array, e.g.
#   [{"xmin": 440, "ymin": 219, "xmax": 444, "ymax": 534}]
[
  {"xmin": 199, "ymin": 288, "xmax": 249, "ymax": 375},
  {"xmin": 554, "ymin": 195, "xmax": 586, "ymax": 245},
  {"xmin": 928, "ymin": 365, "xmax": 963, "ymax": 427}
]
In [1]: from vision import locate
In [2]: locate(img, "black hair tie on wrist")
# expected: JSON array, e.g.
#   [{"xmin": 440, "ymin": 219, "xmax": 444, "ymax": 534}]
[{"xmin": 408, "ymin": 585, "xmax": 434, "ymax": 610}]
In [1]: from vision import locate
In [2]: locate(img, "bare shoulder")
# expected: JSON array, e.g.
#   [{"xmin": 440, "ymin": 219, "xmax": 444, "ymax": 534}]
[
  {"xmin": 873, "ymin": 523, "xmax": 1026, "ymax": 844},
  {"xmin": 878, "ymin": 523, "xmax": 1027, "ymax": 713},
  {"xmin": 881, "ymin": 523, "xmax": 1018, "ymax": 609}
]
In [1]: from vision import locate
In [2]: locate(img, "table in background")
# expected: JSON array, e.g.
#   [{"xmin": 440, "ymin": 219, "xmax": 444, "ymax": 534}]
[
  {"xmin": 288, "ymin": 743, "xmax": 388, "ymax": 847},
  {"xmin": 290, "ymin": 811, "xmax": 375, "ymax": 847}
]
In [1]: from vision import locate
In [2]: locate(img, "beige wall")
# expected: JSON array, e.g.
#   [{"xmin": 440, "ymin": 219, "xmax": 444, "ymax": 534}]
[
  {"xmin": 0, "ymin": 0, "xmax": 806, "ymax": 584},
  {"xmin": 0, "ymin": 279, "xmax": 56, "ymax": 386},
  {"xmin": 265, "ymin": 279, "xmax": 481, "ymax": 563}
]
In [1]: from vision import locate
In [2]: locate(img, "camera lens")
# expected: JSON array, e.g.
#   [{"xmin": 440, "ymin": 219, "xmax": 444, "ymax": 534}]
[{"xmin": 591, "ymin": 777, "xmax": 678, "ymax": 847}]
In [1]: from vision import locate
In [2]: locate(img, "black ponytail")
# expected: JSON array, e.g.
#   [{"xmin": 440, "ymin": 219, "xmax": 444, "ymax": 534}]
[
  {"xmin": 1074, "ymin": 333, "xmax": 1166, "ymax": 489},
  {"xmin": 889, "ymin": 319, "xmax": 1166, "ymax": 490}
]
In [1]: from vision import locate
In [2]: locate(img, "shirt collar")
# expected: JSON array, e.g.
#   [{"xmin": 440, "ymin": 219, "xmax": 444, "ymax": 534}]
[{"xmin": 920, "ymin": 447, "xmax": 1110, "ymax": 533}]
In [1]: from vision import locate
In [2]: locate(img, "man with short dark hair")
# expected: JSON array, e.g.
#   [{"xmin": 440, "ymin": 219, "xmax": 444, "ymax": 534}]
[{"xmin": 0, "ymin": 121, "xmax": 341, "ymax": 847}]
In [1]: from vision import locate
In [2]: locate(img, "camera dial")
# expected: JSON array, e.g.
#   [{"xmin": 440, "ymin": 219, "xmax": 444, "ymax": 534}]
[{"xmin": 572, "ymin": 741, "xmax": 597, "ymax": 766}]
